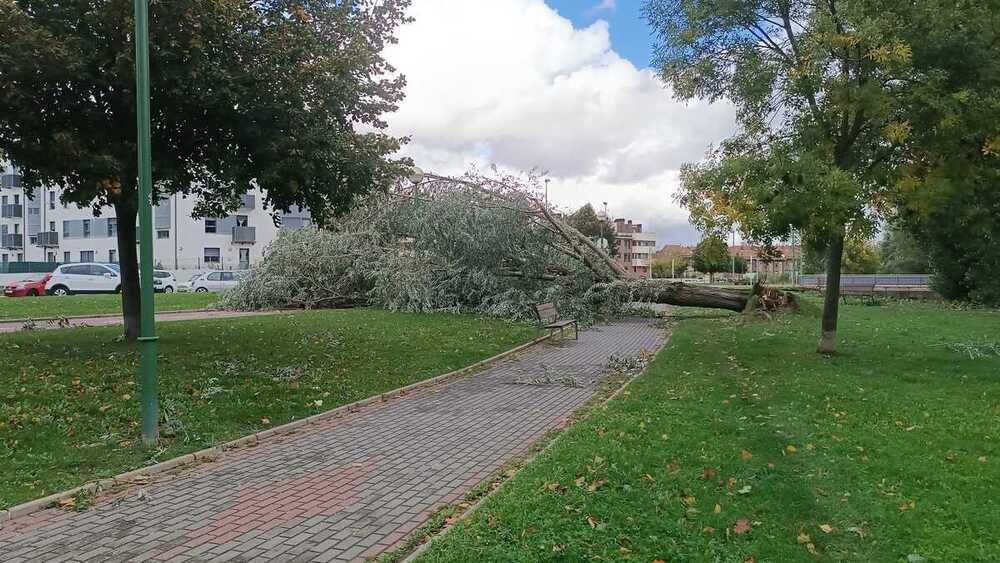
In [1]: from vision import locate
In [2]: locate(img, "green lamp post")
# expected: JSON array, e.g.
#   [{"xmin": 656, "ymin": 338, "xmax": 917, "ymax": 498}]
[{"xmin": 133, "ymin": 0, "xmax": 159, "ymax": 445}]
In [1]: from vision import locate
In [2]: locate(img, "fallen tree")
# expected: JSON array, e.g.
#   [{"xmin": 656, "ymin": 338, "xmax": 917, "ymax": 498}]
[{"xmin": 222, "ymin": 169, "xmax": 784, "ymax": 320}]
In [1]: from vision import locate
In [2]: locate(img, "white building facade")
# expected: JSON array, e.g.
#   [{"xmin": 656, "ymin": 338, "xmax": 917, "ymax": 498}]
[{"xmin": 1, "ymin": 165, "xmax": 311, "ymax": 271}]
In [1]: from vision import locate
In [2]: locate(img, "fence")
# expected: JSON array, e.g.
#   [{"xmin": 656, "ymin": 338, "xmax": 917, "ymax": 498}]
[
  {"xmin": 799, "ymin": 274, "xmax": 932, "ymax": 287},
  {"xmin": 0, "ymin": 261, "xmax": 60, "ymax": 274}
]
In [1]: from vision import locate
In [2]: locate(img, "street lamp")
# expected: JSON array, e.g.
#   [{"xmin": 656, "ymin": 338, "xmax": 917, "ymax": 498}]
[{"xmin": 133, "ymin": 0, "xmax": 159, "ymax": 446}]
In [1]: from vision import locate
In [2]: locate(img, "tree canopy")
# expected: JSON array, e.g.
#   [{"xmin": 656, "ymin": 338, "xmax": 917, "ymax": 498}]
[
  {"xmin": 0, "ymin": 0, "xmax": 411, "ymax": 338},
  {"xmin": 566, "ymin": 203, "xmax": 616, "ymax": 255},
  {"xmin": 644, "ymin": 0, "xmax": 987, "ymax": 352},
  {"xmin": 691, "ymin": 235, "xmax": 730, "ymax": 282}
]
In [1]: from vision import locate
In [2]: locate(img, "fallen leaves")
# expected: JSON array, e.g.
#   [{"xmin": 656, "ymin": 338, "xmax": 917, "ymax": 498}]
[
  {"xmin": 587, "ymin": 479, "xmax": 608, "ymax": 492},
  {"xmin": 260, "ymin": 416, "xmax": 271, "ymax": 425},
  {"xmin": 585, "ymin": 514, "xmax": 599, "ymax": 528},
  {"xmin": 737, "ymin": 485, "xmax": 752, "ymax": 495},
  {"xmin": 740, "ymin": 449, "xmax": 754, "ymax": 461},
  {"xmin": 714, "ymin": 503, "xmax": 722, "ymax": 514},
  {"xmin": 819, "ymin": 523, "xmax": 835, "ymax": 534},
  {"xmin": 786, "ymin": 445, "xmax": 798, "ymax": 454},
  {"xmin": 899, "ymin": 500, "xmax": 916, "ymax": 512},
  {"xmin": 700, "ymin": 468, "xmax": 716, "ymax": 480},
  {"xmin": 733, "ymin": 519, "xmax": 752, "ymax": 535}
]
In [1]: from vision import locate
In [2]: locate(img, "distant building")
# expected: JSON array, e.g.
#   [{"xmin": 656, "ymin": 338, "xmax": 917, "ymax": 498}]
[
  {"xmin": 653, "ymin": 242, "xmax": 802, "ymax": 279},
  {"xmin": 1, "ymin": 164, "xmax": 311, "ymax": 271},
  {"xmin": 611, "ymin": 218, "xmax": 656, "ymax": 278}
]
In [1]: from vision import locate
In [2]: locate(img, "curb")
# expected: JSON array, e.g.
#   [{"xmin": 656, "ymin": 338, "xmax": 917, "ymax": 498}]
[
  {"xmin": 0, "ymin": 308, "xmax": 217, "ymax": 325},
  {"xmin": 0, "ymin": 332, "xmax": 551, "ymax": 526},
  {"xmin": 399, "ymin": 329, "xmax": 671, "ymax": 563}
]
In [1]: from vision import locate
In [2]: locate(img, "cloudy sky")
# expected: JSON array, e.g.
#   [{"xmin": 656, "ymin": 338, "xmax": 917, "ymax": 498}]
[{"xmin": 383, "ymin": 0, "xmax": 737, "ymax": 245}]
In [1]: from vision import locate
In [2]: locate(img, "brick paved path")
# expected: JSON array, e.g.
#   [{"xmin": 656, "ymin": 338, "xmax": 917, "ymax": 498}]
[{"xmin": 0, "ymin": 320, "xmax": 664, "ymax": 562}]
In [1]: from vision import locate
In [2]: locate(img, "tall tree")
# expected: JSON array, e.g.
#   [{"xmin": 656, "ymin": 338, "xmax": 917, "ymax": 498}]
[
  {"xmin": 879, "ymin": 226, "xmax": 929, "ymax": 274},
  {"xmin": 0, "ymin": 0, "xmax": 410, "ymax": 339},
  {"xmin": 691, "ymin": 235, "xmax": 729, "ymax": 283},
  {"xmin": 889, "ymin": 0, "xmax": 1000, "ymax": 304},
  {"xmin": 566, "ymin": 203, "xmax": 616, "ymax": 256},
  {"xmin": 646, "ymin": 0, "xmax": 925, "ymax": 353}
]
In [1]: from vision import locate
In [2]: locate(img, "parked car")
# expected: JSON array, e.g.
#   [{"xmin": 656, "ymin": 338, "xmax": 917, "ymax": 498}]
[
  {"xmin": 178, "ymin": 273, "xmax": 205, "ymax": 293},
  {"xmin": 191, "ymin": 271, "xmax": 246, "ymax": 292},
  {"xmin": 46, "ymin": 263, "xmax": 121, "ymax": 295},
  {"xmin": 3, "ymin": 273, "xmax": 52, "ymax": 297},
  {"xmin": 152, "ymin": 270, "xmax": 177, "ymax": 293}
]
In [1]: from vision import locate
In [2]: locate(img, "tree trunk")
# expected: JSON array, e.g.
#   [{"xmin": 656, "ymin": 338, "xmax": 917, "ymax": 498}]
[
  {"xmin": 648, "ymin": 281, "xmax": 747, "ymax": 311},
  {"xmin": 114, "ymin": 198, "xmax": 141, "ymax": 342},
  {"xmin": 817, "ymin": 233, "xmax": 845, "ymax": 354},
  {"xmin": 589, "ymin": 280, "xmax": 751, "ymax": 312}
]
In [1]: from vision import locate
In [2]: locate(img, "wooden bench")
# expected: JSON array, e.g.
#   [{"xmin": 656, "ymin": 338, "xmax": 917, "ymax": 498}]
[{"xmin": 533, "ymin": 302, "xmax": 578, "ymax": 340}]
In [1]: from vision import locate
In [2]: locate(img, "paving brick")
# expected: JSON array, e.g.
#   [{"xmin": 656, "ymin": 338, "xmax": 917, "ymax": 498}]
[{"xmin": 0, "ymin": 320, "xmax": 663, "ymax": 562}]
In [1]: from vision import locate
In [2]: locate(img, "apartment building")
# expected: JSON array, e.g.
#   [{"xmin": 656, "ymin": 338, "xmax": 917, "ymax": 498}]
[
  {"xmin": 1, "ymin": 165, "xmax": 311, "ymax": 270},
  {"xmin": 611, "ymin": 218, "xmax": 657, "ymax": 279}
]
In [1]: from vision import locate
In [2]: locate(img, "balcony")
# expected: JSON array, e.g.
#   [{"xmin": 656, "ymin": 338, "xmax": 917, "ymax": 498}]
[
  {"xmin": 232, "ymin": 225, "xmax": 256, "ymax": 244},
  {"xmin": 2, "ymin": 233, "xmax": 24, "ymax": 249},
  {"xmin": 36, "ymin": 231, "xmax": 59, "ymax": 247},
  {"xmin": 1, "ymin": 204, "xmax": 23, "ymax": 218},
  {"xmin": 239, "ymin": 194, "xmax": 256, "ymax": 210}
]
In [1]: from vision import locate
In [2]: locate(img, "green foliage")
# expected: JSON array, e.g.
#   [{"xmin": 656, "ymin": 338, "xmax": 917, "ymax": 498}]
[
  {"xmin": 803, "ymin": 236, "xmax": 880, "ymax": 275},
  {"xmin": 0, "ymin": 0, "xmax": 411, "ymax": 333},
  {"xmin": 566, "ymin": 204, "xmax": 616, "ymax": 256},
  {"xmin": 418, "ymin": 301, "xmax": 1000, "ymax": 562},
  {"xmin": 691, "ymin": 235, "xmax": 729, "ymax": 281},
  {"xmin": 879, "ymin": 226, "xmax": 929, "ymax": 274},
  {"xmin": 0, "ymin": 310, "xmax": 536, "ymax": 508},
  {"xmin": 651, "ymin": 258, "xmax": 688, "ymax": 279}
]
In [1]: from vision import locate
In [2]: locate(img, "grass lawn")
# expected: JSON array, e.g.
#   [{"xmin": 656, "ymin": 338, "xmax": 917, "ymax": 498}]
[
  {"xmin": 0, "ymin": 292, "xmax": 218, "ymax": 320},
  {"xmin": 417, "ymin": 302, "xmax": 1000, "ymax": 562},
  {"xmin": 0, "ymin": 309, "xmax": 537, "ymax": 509}
]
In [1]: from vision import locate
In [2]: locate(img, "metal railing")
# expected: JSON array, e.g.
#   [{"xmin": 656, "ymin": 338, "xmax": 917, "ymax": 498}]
[
  {"xmin": 799, "ymin": 274, "xmax": 932, "ymax": 287},
  {"xmin": 36, "ymin": 231, "xmax": 59, "ymax": 247},
  {"xmin": 1, "ymin": 204, "xmax": 23, "ymax": 218},
  {"xmin": 2, "ymin": 233, "xmax": 24, "ymax": 249},
  {"xmin": 232, "ymin": 225, "xmax": 256, "ymax": 243}
]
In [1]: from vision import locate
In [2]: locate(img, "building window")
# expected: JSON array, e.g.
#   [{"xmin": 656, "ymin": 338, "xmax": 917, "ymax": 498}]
[
  {"xmin": 205, "ymin": 219, "xmax": 217, "ymax": 234},
  {"xmin": 47, "ymin": 252, "xmax": 56, "ymax": 262},
  {"xmin": 13, "ymin": 223, "xmax": 19, "ymax": 234},
  {"xmin": 204, "ymin": 247, "xmax": 221, "ymax": 264},
  {"xmin": 63, "ymin": 221, "xmax": 70, "ymax": 238},
  {"xmin": 108, "ymin": 249, "xmax": 117, "ymax": 263},
  {"xmin": 63, "ymin": 251, "xmax": 71, "ymax": 263},
  {"xmin": 157, "ymin": 230, "xmax": 170, "ymax": 239},
  {"xmin": 1, "ymin": 254, "xmax": 6, "ymax": 263},
  {"xmin": 82, "ymin": 219, "xmax": 91, "ymax": 238},
  {"xmin": 49, "ymin": 221, "xmax": 56, "ymax": 232},
  {"xmin": 107, "ymin": 218, "xmax": 117, "ymax": 238},
  {"xmin": 13, "ymin": 194, "xmax": 19, "ymax": 205},
  {"xmin": 235, "ymin": 215, "xmax": 249, "ymax": 227},
  {"xmin": 16, "ymin": 253, "xmax": 23, "ymax": 262},
  {"xmin": 49, "ymin": 191, "xmax": 56, "ymax": 210},
  {"xmin": 80, "ymin": 250, "xmax": 94, "ymax": 262}
]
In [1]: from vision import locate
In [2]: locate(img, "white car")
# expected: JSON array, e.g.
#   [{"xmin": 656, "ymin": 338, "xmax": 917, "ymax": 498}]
[
  {"xmin": 152, "ymin": 270, "xmax": 177, "ymax": 293},
  {"xmin": 46, "ymin": 263, "xmax": 121, "ymax": 295},
  {"xmin": 192, "ymin": 271, "xmax": 246, "ymax": 292}
]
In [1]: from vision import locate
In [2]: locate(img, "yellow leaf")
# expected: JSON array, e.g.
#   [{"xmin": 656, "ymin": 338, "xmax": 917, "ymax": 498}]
[
  {"xmin": 786, "ymin": 445, "xmax": 798, "ymax": 454},
  {"xmin": 740, "ymin": 449, "xmax": 753, "ymax": 461},
  {"xmin": 819, "ymin": 523, "xmax": 835, "ymax": 534},
  {"xmin": 797, "ymin": 532, "xmax": 811, "ymax": 544},
  {"xmin": 588, "ymin": 479, "xmax": 607, "ymax": 492},
  {"xmin": 585, "ymin": 515, "xmax": 599, "ymax": 528},
  {"xmin": 714, "ymin": 503, "xmax": 722, "ymax": 514}
]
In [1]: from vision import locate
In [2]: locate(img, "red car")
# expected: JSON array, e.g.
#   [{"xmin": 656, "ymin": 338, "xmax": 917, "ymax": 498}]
[{"xmin": 3, "ymin": 273, "xmax": 51, "ymax": 297}]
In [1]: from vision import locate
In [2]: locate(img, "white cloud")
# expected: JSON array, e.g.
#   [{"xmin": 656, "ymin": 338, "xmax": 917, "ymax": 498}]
[
  {"xmin": 384, "ymin": 0, "xmax": 736, "ymax": 244},
  {"xmin": 586, "ymin": 0, "xmax": 617, "ymax": 16}
]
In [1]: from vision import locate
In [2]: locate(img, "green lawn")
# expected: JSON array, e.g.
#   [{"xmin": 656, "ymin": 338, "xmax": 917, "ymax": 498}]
[
  {"xmin": 0, "ymin": 292, "xmax": 218, "ymax": 320},
  {"xmin": 0, "ymin": 309, "xmax": 537, "ymax": 509},
  {"xmin": 418, "ymin": 302, "xmax": 1000, "ymax": 562}
]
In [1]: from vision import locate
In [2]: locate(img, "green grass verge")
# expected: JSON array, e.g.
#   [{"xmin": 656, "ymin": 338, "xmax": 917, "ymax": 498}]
[
  {"xmin": 417, "ymin": 302, "xmax": 1000, "ymax": 562},
  {"xmin": 0, "ymin": 309, "xmax": 537, "ymax": 509},
  {"xmin": 0, "ymin": 292, "xmax": 218, "ymax": 320}
]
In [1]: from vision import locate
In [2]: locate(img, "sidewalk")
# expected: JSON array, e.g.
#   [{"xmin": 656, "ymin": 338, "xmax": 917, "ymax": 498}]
[
  {"xmin": 0, "ymin": 309, "xmax": 286, "ymax": 333},
  {"xmin": 0, "ymin": 319, "xmax": 665, "ymax": 562}
]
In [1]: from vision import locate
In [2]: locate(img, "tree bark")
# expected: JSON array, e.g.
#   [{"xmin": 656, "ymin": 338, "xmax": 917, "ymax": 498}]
[
  {"xmin": 114, "ymin": 197, "xmax": 141, "ymax": 342},
  {"xmin": 647, "ymin": 281, "xmax": 748, "ymax": 311},
  {"xmin": 817, "ymin": 232, "xmax": 845, "ymax": 353}
]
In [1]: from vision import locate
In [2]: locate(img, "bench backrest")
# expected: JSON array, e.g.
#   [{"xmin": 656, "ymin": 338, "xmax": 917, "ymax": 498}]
[{"xmin": 534, "ymin": 302, "xmax": 559, "ymax": 325}]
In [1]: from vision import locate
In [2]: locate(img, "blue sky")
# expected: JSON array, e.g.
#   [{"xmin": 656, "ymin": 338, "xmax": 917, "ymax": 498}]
[{"xmin": 546, "ymin": 0, "xmax": 655, "ymax": 69}]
